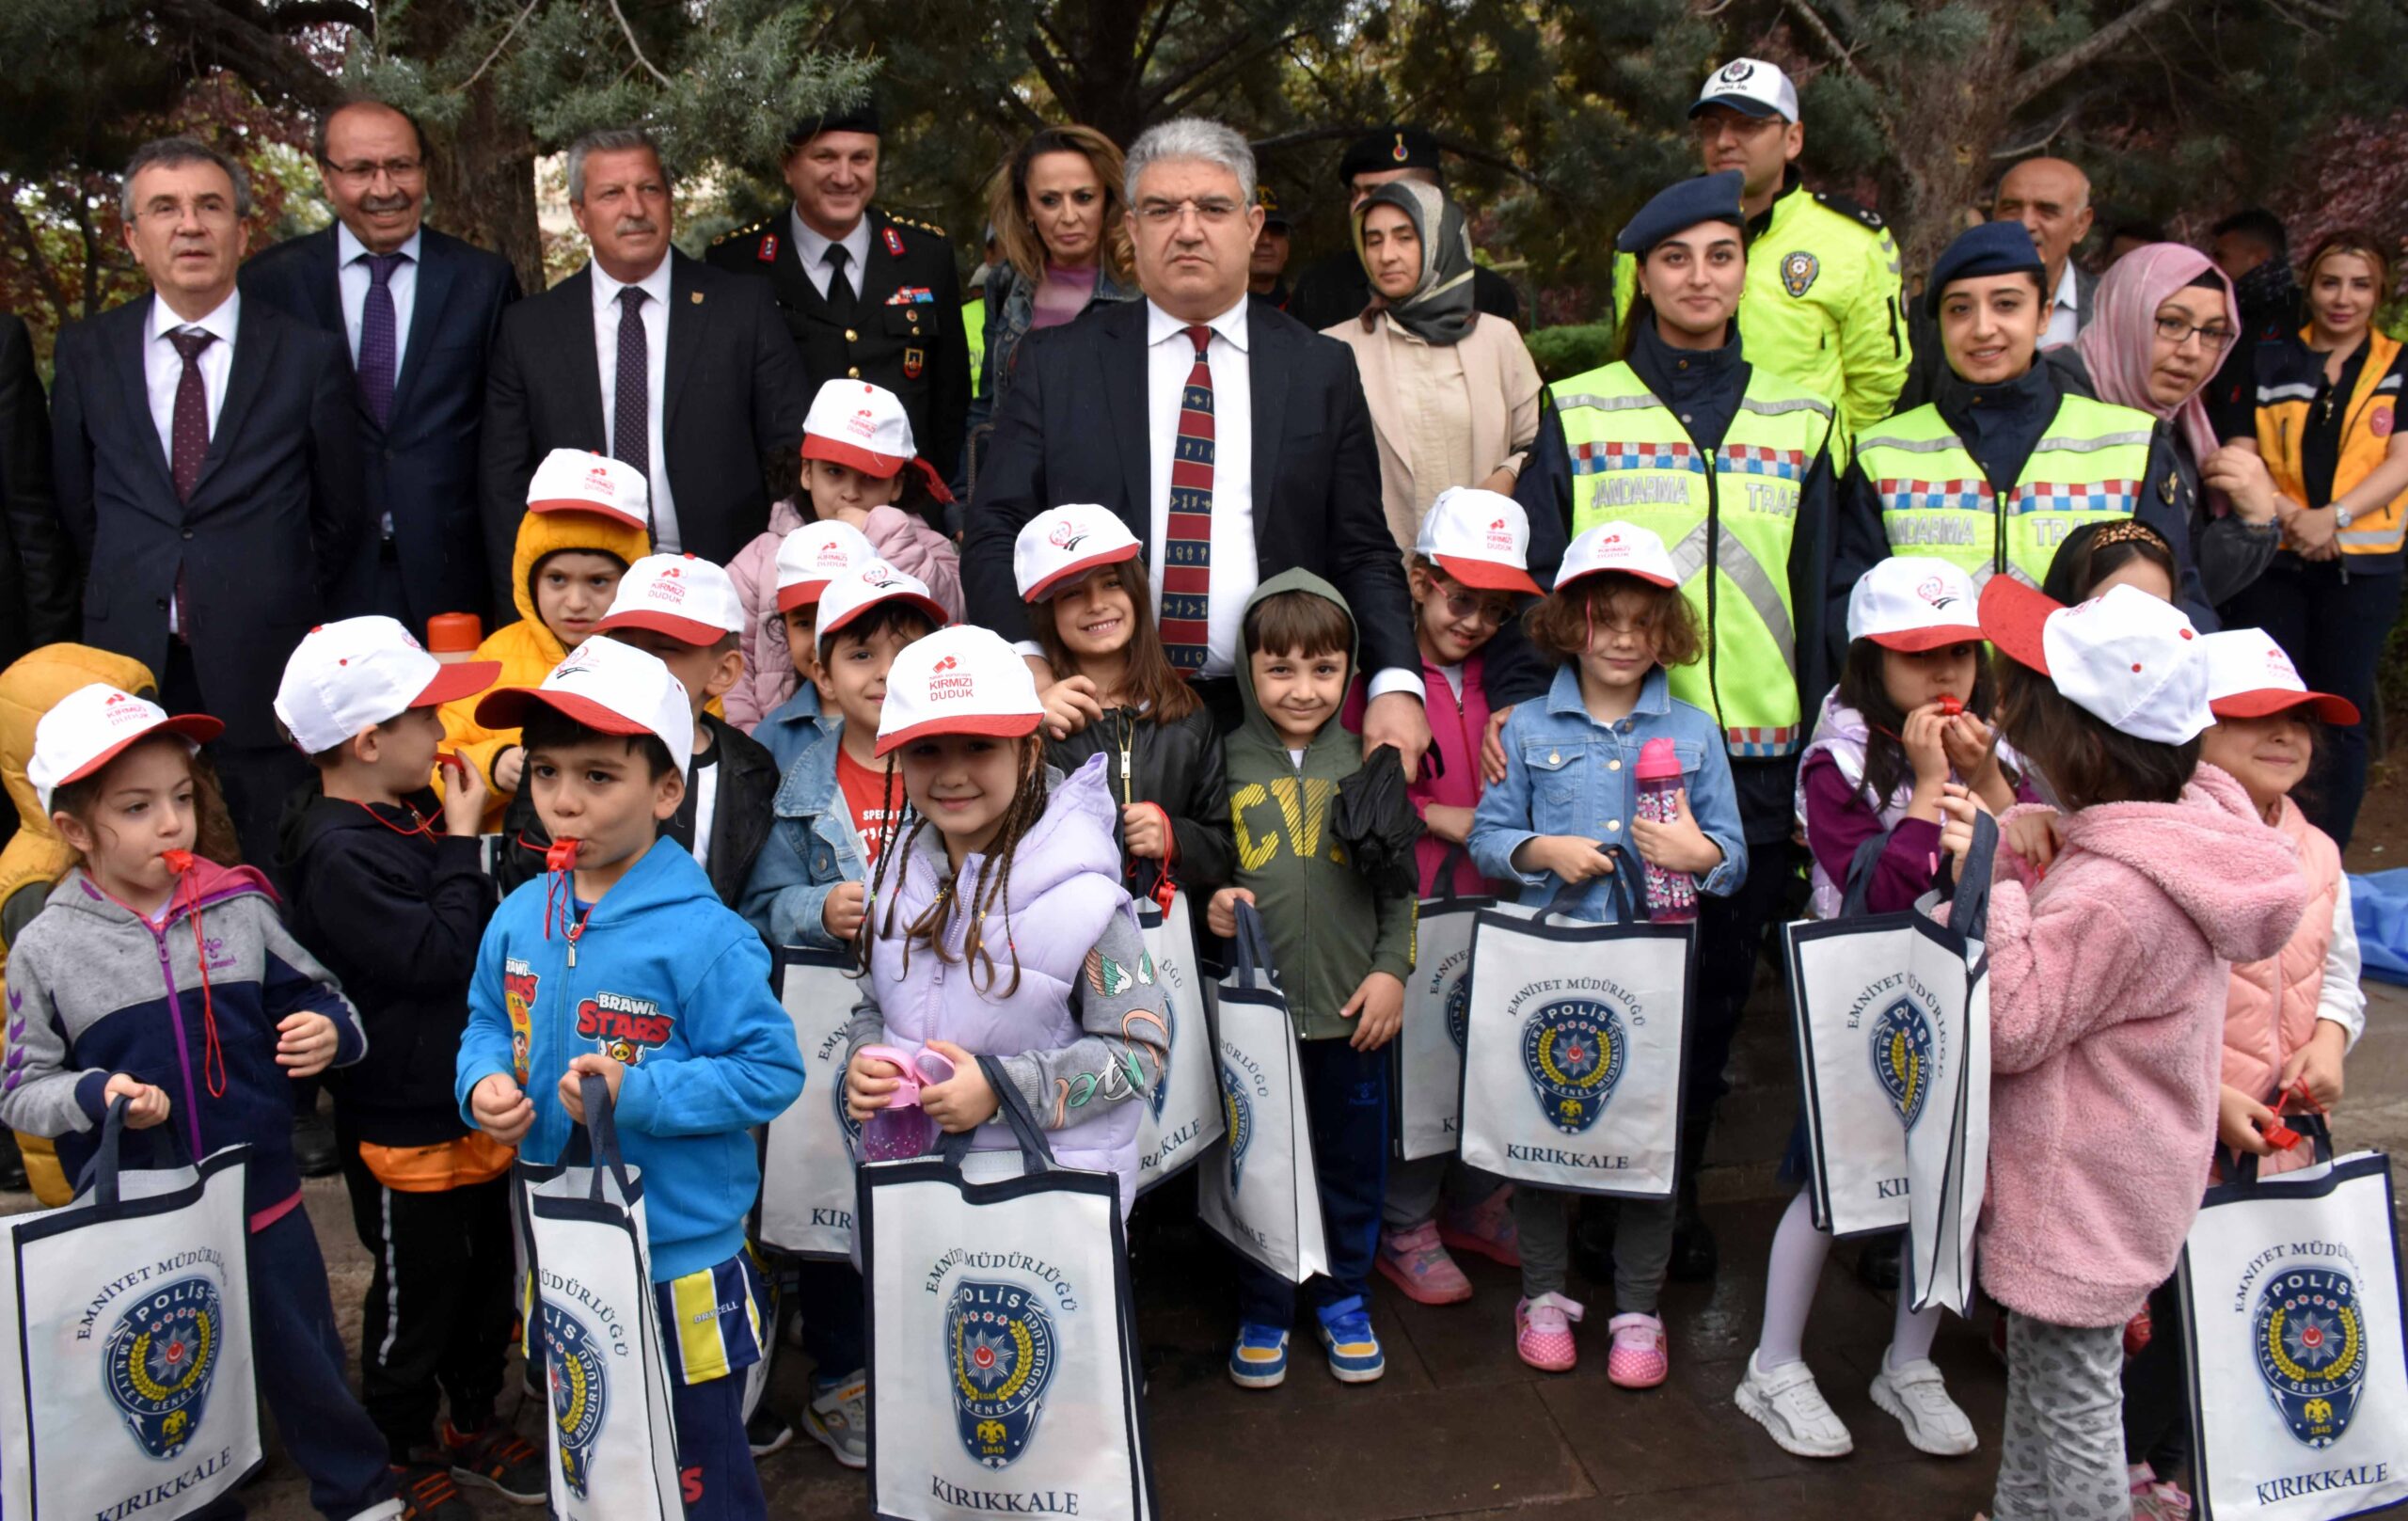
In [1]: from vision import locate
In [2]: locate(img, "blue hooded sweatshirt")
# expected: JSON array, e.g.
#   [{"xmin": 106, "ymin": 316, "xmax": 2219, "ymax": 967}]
[{"xmin": 456, "ymin": 837, "xmax": 803, "ymax": 1281}]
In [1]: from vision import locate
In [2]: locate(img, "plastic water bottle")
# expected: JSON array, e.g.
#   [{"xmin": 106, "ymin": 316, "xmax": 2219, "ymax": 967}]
[
  {"xmin": 1634, "ymin": 737, "xmax": 1698, "ymax": 922},
  {"xmin": 856, "ymin": 1044, "xmax": 943, "ymax": 1161}
]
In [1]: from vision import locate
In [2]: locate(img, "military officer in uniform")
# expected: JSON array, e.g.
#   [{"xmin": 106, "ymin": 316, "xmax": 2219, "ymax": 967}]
[
  {"xmin": 1285, "ymin": 125, "xmax": 1523, "ymax": 333},
  {"xmin": 1615, "ymin": 59, "xmax": 1909, "ymax": 460},
  {"xmin": 705, "ymin": 99, "xmax": 971, "ymax": 480}
]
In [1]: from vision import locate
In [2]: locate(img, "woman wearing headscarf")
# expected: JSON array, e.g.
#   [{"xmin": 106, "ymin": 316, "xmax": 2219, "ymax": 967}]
[
  {"xmin": 2046, "ymin": 243, "xmax": 2285, "ymax": 608},
  {"xmin": 1322, "ymin": 180, "xmax": 1543, "ymax": 554}
]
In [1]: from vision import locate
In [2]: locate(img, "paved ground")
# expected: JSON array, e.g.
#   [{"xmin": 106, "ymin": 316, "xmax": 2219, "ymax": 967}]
[{"xmin": 103, "ymin": 763, "xmax": 2408, "ymax": 1517}]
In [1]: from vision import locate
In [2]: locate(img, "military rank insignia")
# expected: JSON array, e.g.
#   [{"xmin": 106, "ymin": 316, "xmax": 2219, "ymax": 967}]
[
  {"xmin": 883, "ymin": 226, "xmax": 907, "ymax": 258},
  {"xmin": 905, "ymin": 346, "xmax": 926, "ymax": 379},
  {"xmin": 757, "ymin": 234, "xmax": 778, "ymax": 263},
  {"xmin": 948, "ymin": 1279, "xmax": 1059, "ymax": 1469},
  {"xmin": 1782, "ymin": 250, "xmax": 1819, "ymax": 298}
]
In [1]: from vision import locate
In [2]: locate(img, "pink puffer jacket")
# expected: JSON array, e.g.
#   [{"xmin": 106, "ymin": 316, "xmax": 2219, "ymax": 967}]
[
  {"xmin": 1975, "ymin": 764, "xmax": 2309, "ymax": 1328},
  {"xmin": 2220, "ymin": 796, "xmax": 2341, "ymax": 1177}
]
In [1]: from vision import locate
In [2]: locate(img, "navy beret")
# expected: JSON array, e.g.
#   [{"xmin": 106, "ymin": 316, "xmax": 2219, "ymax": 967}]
[
  {"xmin": 1338, "ymin": 126, "xmax": 1441, "ymax": 186},
  {"xmin": 1615, "ymin": 171, "xmax": 1748, "ymax": 258},
  {"xmin": 1925, "ymin": 221, "xmax": 2046, "ymax": 316},
  {"xmin": 788, "ymin": 97, "xmax": 880, "ymax": 146}
]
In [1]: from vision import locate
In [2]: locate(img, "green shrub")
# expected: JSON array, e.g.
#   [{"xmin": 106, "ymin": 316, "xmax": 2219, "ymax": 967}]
[{"xmin": 1525, "ymin": 324, "xmax": 1619, "ymax": 383}]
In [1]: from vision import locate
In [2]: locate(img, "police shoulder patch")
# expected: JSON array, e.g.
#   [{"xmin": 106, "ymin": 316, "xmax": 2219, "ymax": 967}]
[{"xmin": 1814, "ymin": 191, "xmax": 1886, "ymax": 232}]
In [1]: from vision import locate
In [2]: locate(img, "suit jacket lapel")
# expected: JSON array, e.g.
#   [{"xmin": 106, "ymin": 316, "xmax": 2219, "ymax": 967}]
[
  {"xmin": 112, "ymin": 295, "xmax": 175, "ymax": 494},
  {"xmin": 554, "ymin": 269, "xmax": 606, "ymax": 443},
  {"xmin": 192, "ymin": 298, "xmax": 275, "ymax": 502},
  {"xmin": 303, "ymin": 228, "xmax": 345, "ymax": 348},
  {"xmin": 1247, "ymin": 302, "xmax": 1290, "ymax": 524},
  {"xmin": 389, "ymin": 230, "xmax": 451, "ymax": 420},
  {"xmin": 664, "ymin": 251, "xmax": 704, "ymax": 430},
  {"xmin": 1101, "ymin": 301, "xmax": 1150, "ymax": 521}
]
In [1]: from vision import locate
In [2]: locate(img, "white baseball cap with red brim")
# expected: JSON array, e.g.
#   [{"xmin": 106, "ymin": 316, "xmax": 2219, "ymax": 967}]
[
  {"xmin": 874, "ymin": 626, "xmax": 1043, "ymax": 757},
  {"xmin": 473, "ymin": 634, "xmax": 695, "ymax": 769},
  {"xmin": 1978, "ymin": 578, "xmax": 2211, "ymax": 745},
  {"xmin": 1846, "ymin": 557, "xmax": 1984, "ymax": 652},
  {"xmin": 1553, "ymin": 521, "xmax": 1681, "ymax": 592},
  {"xmin": 1415, "ymin": 488, "xmax": 1545, "ymax": 595},
  {"xmin": 1014, "ymin": 504, "xmax": 1143, "ymax": 602},
  {"xmin": 594, "ymin": 553, "xmax": 746, "ymax": 646},
  {"xmin": 800, "ymin": 380, "xmax": 954, "ymax": 502},
  {"xmin": 30, "ymin": 685, "xmax": 224, "ymax": 815},
  {"xmin": 775, "ymin": 521, "xmax": 878, "ymax": 613},
  {"xmin": 816, "ymin": 560, "xmax": 950, "ymax": 641},
  {"xmin": 2199, "ymin": 628, "xmax": 2361, "ymax": 724},
  {"xmin": 525, "ymin": 449, "xmax": 650, "ymax": 531},
  {"xmin": 275, "ymin": 616, "xmax": 500, "ymax": 754}
]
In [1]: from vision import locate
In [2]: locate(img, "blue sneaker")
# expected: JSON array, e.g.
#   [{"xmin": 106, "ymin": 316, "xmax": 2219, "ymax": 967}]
[
  {"xmin": 1228, "ymin": 1323, "xmax": 1290, "ymax": 1388},
  {"xmin": 1315, "ymin": 1295, "xmax": 1386, "ymax": 1383}
]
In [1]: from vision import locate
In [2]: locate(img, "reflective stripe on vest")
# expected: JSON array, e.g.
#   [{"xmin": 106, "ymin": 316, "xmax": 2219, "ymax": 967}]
[
  {"xmin": 1858, "ymin": 394, "xmax": 2153, "ymax": 587},
  {"xmin": 1558, "ymin": 363, "xmax": 1833, "ymax": 757},
  {"xmin": 2257, "ymin": 328, "xmax": 2408, "ymax": 556}
]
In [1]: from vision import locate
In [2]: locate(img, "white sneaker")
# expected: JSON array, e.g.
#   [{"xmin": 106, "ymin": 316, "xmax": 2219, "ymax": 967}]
[
  {"xmin": 1870, "ymin": 1354, "xmax": 1978, "ymax": 1456},
  {"xmin": 1734, "ymin": 1350, "xmax": 1854, "ymax": 1458}
]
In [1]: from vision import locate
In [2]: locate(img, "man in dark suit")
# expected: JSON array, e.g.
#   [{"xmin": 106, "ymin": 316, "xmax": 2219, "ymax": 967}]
[
  {"xmin": 1284, "ymin": 126, "xmax": 1523, "ymax": 335},
  {"xmin": 965, "ymin": 118, "xmax": 1430, "ymax": 771},
  {"xmin": 242, "ymin": 99, "xmax": 520, "ymax": 635},
  {"xmin": 704, "ymin": 101, "xmax": 970, "ymax": 482},
  {"xmin": 1, "ymin": 312, "xmax": 76, "ymax": 669},
  {"xmin": 479, "ymin": 128, "xmax": 804, "ymax": 615},
  {"xmin": 49, "ymin": 137, "xmax": 368, "ymax": 868}
]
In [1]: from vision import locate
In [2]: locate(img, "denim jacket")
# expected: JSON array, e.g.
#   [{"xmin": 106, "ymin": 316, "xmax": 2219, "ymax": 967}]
[
  {"xmin": 737, "ymin": 722, "xmax": 866, "ymax": 951},
  {"xmin": 1467, "ymin": 663, "xmax": 1748, "ymax": 924},
  {"xmin": 756, "ymin": 684, "xmax": 829, "ymax": 779}
]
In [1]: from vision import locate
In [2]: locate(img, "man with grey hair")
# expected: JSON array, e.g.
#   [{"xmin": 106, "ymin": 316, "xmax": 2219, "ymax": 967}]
[
  {"xmin": 478, "ymin": 126, "xmax": 803, "ymax": 610},
  {"xmin": 49, "ymin": 134, "xmax": 369, "ymax": 871}
]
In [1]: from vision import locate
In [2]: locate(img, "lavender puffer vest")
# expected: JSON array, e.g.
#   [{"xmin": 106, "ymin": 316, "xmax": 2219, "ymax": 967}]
[{"xmin": 865, "ymin": 753, "xmax": 1140, "ymax": 1195}]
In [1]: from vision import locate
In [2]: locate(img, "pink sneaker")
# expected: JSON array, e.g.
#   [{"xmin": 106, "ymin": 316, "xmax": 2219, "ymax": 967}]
[
  {"xmin": 1438, "ymin": 1186, "xmax": 1523, "ymax": 1269},
  {"xmin": 1606, "ymin": 1312, "xmax": 1670, "ymax": 1388},
  {"xmin": 1514, "ymin": 1293, "xmax": 1584, "ymax": 1372},
  {"xmin": 1375, "ymin": 1222, "xmax": 1472, "ymax": 1305}
]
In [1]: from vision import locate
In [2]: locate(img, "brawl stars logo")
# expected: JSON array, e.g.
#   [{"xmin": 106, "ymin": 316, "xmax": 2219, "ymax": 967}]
[{"xmin": 578, "ymin": 990, "xmax": 674, "ymax": 1065}]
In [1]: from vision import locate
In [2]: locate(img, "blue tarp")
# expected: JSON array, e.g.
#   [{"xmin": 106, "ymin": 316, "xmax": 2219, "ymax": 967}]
[{"xmin": 2351, "ymin": 869, "xmax": 2408, "ymax": 986}]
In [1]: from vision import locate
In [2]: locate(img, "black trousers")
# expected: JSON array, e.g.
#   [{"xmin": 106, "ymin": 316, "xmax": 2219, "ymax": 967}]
[
  {"xmin": 2219, "ymin": 557, "xmax": 2401, "ymax": 849},
  {"xmin": 338, "ymin": 1143, "xmax": 519, "ymax": 1460},
  {"xmin": 1681, "ymin": 838, "xmax": 1799, "ymax": 1194},
  {"xmin": 161, "ymin": 641, "xmax": 315, "ymax": 885}
]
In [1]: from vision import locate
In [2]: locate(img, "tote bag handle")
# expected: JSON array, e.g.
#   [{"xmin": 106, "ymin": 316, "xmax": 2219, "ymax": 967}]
[
  {"xmin": 2218, "ymin": 1110, "xmax": 2336, "ymax": 1186},
  {"xmin": 936, "ymin": 1054, "xmax": 1062, "ymax": 1172},
  {"xmin": 1429, "ymin": 844, "xmax": 1471, "ymax": 904},
  {"xmin": 1227, "ymin": 897, "xmax": 1280, "ymax": 990},
  {"xmin": 1534, "ymin": 843, "xmax": 1643, "ymax": 925},
  {"xmin": 1933, "ymin": 810, "xmax": 2002, "ymax": 941},
  {"xmin": 1837, "ymin": 830, "xmax": 1893, "ymax": 920},
  {"xmin": 80, "ymin": 1093, "xmax": 200, "ymax": 1209},
  {"xmin": 564, "ymin": 1072, "xmax": 641, "ymax": 1204}
]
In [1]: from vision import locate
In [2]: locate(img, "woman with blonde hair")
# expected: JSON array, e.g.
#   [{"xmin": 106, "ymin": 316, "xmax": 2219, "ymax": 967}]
[{"xmin": 976, "ymin": 124, "xmax": 1140, "ymax": 420}]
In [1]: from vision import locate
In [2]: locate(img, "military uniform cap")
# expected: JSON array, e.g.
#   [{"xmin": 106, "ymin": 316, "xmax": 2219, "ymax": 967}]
[
  {"xmin": 1338, "ymin": 125, "xmax": 1441, "ymax": 184},
  {"xmin": 1925, "ymin": 221, "xmax": 2046, "ymax": 316},
  {"xmin": 1616, "ymin": 171, "xmax": 1748, "ymax": 257}
]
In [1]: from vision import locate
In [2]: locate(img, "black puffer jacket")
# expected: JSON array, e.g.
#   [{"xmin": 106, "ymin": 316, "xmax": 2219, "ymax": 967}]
[
  {"xmin": 1044, "ymin": 705, "xmax": 1235, "ymax": 904},
  {"xmin": 276, "ymin": 788, "xmax": 497, "ymax": 1147}
]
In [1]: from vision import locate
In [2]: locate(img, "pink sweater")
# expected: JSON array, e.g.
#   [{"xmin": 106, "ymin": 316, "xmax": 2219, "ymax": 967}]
[
  {"xmin": 1975, "ymin": 764, "xmax": 2309, "ymax": 1327},
  {"xmin": 723, "ymin": 499, "xmax": 966, "ymax": 732}
]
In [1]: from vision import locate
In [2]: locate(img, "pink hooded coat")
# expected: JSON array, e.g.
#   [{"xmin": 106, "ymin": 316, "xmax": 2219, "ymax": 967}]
[{"xmin": 1975, "ymin": 764, "xmax": 2310, "ymax": 1328}]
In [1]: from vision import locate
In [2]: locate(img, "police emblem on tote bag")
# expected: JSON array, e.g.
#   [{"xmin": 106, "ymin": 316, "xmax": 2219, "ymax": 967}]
[
  {"xmin": 1196, "ymin": 901, "xmax": 1331, "ymax": 1284},
  {"xmin": 863, "ymin": 1055, "xmax": 1155, "ymax": 1521},
  {"xmin": 519, "ymin": 1076, "xmax": 684, "ymax": 1521},
  {"xmin": 1393, "ymin": 848, "xmax": 1492, "ymax": 1162},
  {"xmin": 756, "ymin": 945, "xmax": 864, "ymax": 1259},
  {"xmin": 1458, "ymin": 868, "xmax": 1695, "ymax": 1199},
  {"xmin": 2178, "ymin": 1123, "xmax": 2408, "ymax": 1519},
  {"xmin": 0, "ymin": 1101, "xmax": 259, "ymax": 1521},
  {"xmin": 1133, "ymin": 891, "xmax": 1222, "ymax": 1191}
]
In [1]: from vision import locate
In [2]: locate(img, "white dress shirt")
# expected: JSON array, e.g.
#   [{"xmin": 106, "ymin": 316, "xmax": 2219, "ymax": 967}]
[
  {"xmin": 1139, "ymin": 298, "xmax": 1420, "ymax": 698},
  {"xmin": 589, "ymin": 256, "xmax": 680, "ymax": 551},
  {"xmin": 146, "ymin": 291, "xmax": 240, "ymax": 637},
  {"xmin": 2040, "ymin": 261, "xmax": 2083, "ymax": 351},
  {"xmin": 335, "ymin": 223, "xmax": 420, "ymax": 374},
  {"xmin": 791, "ymin": 211, "xmax": 873, "ymax": 302}
]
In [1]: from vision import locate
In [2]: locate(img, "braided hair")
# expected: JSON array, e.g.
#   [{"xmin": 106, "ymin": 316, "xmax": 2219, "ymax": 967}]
[{"xmin": 854, "ymin": 735, "xmax": 1053, "ymax": 997}]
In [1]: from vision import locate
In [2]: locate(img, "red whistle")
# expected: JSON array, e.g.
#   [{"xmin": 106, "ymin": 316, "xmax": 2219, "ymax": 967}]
[
  {"xmin": 545, "ymin": 838, "xmax": 582, "ymax": 873},
  {"xmin": 1937, "ymin": 693, "xmax": 1964, "ymax": 717},
  {"xmin": 161, "ymin": 848, "xmax": 196, "ymax": 875},
  {"xmin": 437, "ymin": 751, "xmax": 465, "ymax": 777},
  {"xmin": 2261, "ymin": 1119, "xmax": 2302, "ymax": 1150}
]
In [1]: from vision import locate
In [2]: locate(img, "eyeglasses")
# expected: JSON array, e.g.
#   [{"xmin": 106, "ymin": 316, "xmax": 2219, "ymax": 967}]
[
  {"xmin": 1135, "ymin": 197, "xmax": 1243, "ymax": 229},
  {"xmin": 1688, "ymin": 114, "xmax": 1783, "ymax": 142},
  {"xmin": 324, "ymin": 158, "xmax": 425, "ymax": 184},
  {"xmin": 1440, "ymin": 591, "xmax": 1513, "ymax": 628},
  {"xmin": 2153, "ymin": 315, "xmax": 2238, "ymax": 351}
]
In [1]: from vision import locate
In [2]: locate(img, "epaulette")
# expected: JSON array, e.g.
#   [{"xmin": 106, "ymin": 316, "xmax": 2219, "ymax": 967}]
[
  {"xmin": 1814, "ymin": 191, "xmax": 1887, "ymax": 233},
  {"xmin": 886, "ymin": 214, "xmax": 948, "ymax": 239},
  {"xmin": 711, "ymin": 215, "xmax": 772, "ymax": 247}
]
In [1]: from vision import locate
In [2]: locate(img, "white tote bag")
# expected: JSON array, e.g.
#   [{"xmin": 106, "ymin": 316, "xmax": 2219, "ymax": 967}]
[
  {"xmin": 1458, "ymin": 867, "xmax": 1694, "ymax": 1199},
  {"xmin": 756, "ymin": 945, "xmax": 864, "ymax": 1259},
  {"xmin": 1393, "ymin": 848, "xmax": 1491, "ymax": 1162},
  {"xmin": 2179, "ymin": 1126, "xmax": 2408, "ymax": 1520},
  {"xmin": 1133, "ymin": 891, "xmax": 1223, "ymax": 1192},
  {"xmin": 520, "ymin": 1077, "xmax": 684, "ymax": 1521},
  {"xmin": 1196, "ymin": 901, "xmax": 1330, "ymax": 1284},
  {"xmin": 1899, "ymin": 816, "xmax": 1994, "ymax": 1318},
  {"xmin": 1782, "ymin": 819, "xmax": 1995, "ymax": 1254},
  {"xmin": 863, "ymin": 1055, "xmax": 1155, "ymax": 1521},
  {"xmin": 0, "ymin": 1102, "xmax": 258, "ymax": 1521}
]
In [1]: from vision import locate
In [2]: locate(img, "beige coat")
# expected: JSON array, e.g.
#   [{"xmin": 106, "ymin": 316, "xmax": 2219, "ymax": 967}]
[{"xmin": 1323, "ymin": 309, "xmax": 1544, "ymax": 554}]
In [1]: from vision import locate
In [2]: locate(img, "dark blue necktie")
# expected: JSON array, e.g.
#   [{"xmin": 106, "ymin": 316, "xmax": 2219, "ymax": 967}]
[{"xmin": 357, "ymin": 251, "xmax": 406, "ymax": 427}]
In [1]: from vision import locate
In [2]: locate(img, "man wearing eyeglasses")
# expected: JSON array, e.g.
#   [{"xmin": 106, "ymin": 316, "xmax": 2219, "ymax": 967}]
[
  {"xmin": 243, "ymin": 97, "xmax": 521, "ymax": 635},
  {"xmin": 1613, "ymin": 59, "xmax": 1909, "ymax": 459}
]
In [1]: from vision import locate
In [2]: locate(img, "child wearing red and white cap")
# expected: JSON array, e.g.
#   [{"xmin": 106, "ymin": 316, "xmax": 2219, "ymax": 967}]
[
  {"xmin": 1936, "ymin": 582, "xmax": 2309, "ymax": 1521},
  {"xmin": 1735, "ymin": 558, "xmax": 2013, "ymax": 1464},
  {"xmin": 730, "ymin": 521, "xmax": 874, "ymax": 767},
  {"xmin": 270, "ymin": 619, "xmax": 546, "ymax": 1503},
  {"xmin": 1, "ymin": 685, "xmax": 400, "ymax": 1521}
]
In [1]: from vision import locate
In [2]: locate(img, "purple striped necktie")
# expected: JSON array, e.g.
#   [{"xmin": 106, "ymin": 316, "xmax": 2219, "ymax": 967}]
[
  {"xmin": 1160, "ymin": 324, "xmax": 1214, "ymax": 673},
  {"xmin": 356, "ymin": 250, "xmax": 406, "ymax": 427}
]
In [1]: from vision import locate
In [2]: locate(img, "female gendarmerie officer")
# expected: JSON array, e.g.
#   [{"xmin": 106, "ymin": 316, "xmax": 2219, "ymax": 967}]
[
  {"xmin": 1516, "ymin": 170, "xmax": 1837, "ymax": 1282},
  {"xmin": 1834, "ymin": 221, "xmax": 2202, "ymax": 625}
]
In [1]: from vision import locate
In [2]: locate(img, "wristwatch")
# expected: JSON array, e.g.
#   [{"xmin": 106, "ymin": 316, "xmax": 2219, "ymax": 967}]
[{"xmin": 2335, "ymin": 504, "xmax": 2356, "ymax": 531}]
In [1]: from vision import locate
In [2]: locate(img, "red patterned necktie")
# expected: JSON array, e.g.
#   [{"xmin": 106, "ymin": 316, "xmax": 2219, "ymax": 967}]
[{"xmin": 1160, "ymin": 324, "xmax": 1214, "ymax": 673}]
